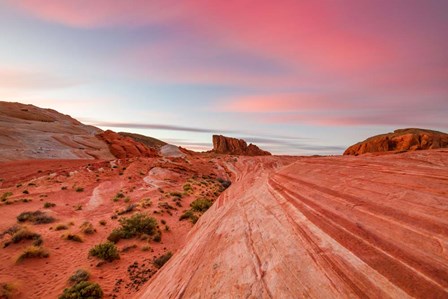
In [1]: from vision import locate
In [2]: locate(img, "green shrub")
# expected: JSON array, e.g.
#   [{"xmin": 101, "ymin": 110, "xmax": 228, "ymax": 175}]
[
  {"xmin": 63, "ymin": 234, "xmax": 83, "ymax": 242},
  {"xmin": 170, "ymin": 192, "xmax": 183, "ymax": 198},
  {"xmin": 183, "ymin": 184, "xmax": 192, "ymax": 192},
  {"xmin": 153, "ymin": 252, "xmax": 173, "ymax": 268},
  {"xmin": 17, "ymin": 245, "xmax": 49, "ymax": 263},
  {"xmin": 190, "ymin": 199, "xmax": 212, "ymax": 212},
  {"xmin": 17, "ymin": 211, "xmax": 55, "ymax": 224},
  {"xmin": 89, "ymin": 242, "xmax": 120, "ymax": 262},
  {"xmin": 112, "ymin": 192, "xmax": 125, "ymax": 202},
  {"xmin": 11, "ymin": 227, "xmax": 42, "ymax": 246},
  {"xmin": 179, "ymin": 210, "xmax": 199, "ymax": 224},
  {"xmin": 1, "ymin": 192, "xmax": 13, "ymax": 202},
  {"xmin": 107, "ymin": 213, "xmax": 158, "ymax": 243},
  {"xmin": 59, "ymin": 281, "xmax": 103, "ymax": 299},
  {"xmin": 69, "ymin": 269, "xmax": 90, "ymax": 284}
]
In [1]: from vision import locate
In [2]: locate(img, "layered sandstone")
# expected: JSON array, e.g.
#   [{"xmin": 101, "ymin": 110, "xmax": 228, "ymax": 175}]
[
  {"xmin": 212, "ymin": 135, "xmax": 271, "ymax": 156},
  {"xmin": 96, "ymin": 130, "xmax": 158, "ymax": 159},
  {"xmin": 0, "ymin": 101, "xmax": 114, "ymax": 161},
  {"xmin": 136, "ymin": 149, "xmax": 448, "ymax": 298},
  {"xmin": 344, "ymin": 128, "xmax": 448, "ymax": 155}
]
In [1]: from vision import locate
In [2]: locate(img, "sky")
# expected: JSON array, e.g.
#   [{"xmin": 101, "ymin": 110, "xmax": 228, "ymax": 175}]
[{"xmin": 0, "ymin": 0, "xmax": 447, "ymax": 155}]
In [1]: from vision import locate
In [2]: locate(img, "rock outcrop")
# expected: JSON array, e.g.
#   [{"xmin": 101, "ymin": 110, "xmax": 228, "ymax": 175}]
[
  {"xmin": 136, "ymin": 150, "xmax": 448, "ymax": 298},
  {"xmin": 344, "ymin": 128, "xmax": 448, "ymax": 155},
  {"xmin": 118, "ymin": 132, "xmax": 166, "ymax": 149},
  {"xmin": 212, "ymin": 135, "xmax": 271, "ymax": 156},
  {"xmin": 0, "ymin": 101, "xmax": 115, "ymax": 161},
  {"xmin": 96, "ymin": 130, "xmax": 158, "ymax": 159}
]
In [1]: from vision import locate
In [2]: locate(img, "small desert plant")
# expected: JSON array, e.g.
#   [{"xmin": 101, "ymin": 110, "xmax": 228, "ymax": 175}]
[
  {"xmin": 68, "ymin": 269, "xmax": 90, "ymax": 284},
  {"xmin": 61, "ymin": 186, "xmax": 68, "ymax": 190},
  {"xmin": 59, "ymin": 281, "xmax": 103, "ymax": 299},
  {"xmin": 89, "ymin": 242, "xmax": 120, "ymax": 262},
  {"xmin": 17, "ymin": 211, "xmax": 55, "ymax": 224},
  {"xmin": 98, "ymin": 220, "xmax": 107, "ymax": 226},
  {"xmin": 43, "ymin": 202, "xmax": 56, "ymax": 208},
  {"xmin": 63, "ymin": 233, "xmax": 83, "ymax": 242},
  {"xmin": 75, "ymin": 187, "xmax": 84, "ymax": 192},
  {"xmin": 153, "ymin": 230, "xmax": 162, "ymax": 242},
  {"xmin": 190, "ymin": 199, "xmax": 212, "ymax": 212},
  {"xmin": 141, "ymin": 245, "xmax": 151, "ymax": 252},
  {"xmin": 153, "ymin": 252, "xmax": 173, "ymax": 268},
  {"xmin": 183, "ymin": 184, "xmax": 193, "ymax": 192},
  {"xmin": 179, "ymin": 210, "xmax": 199, "ymax": 224},
  {"xmin": 112, "ymin": 192, "xmax": 125, "ymax": 202},
  {"xmin": 55, "ymin": 224, "xmax": 68, "ymax": 231},
  {"xmin": 0, "ymin": 282, "xmax": 15, "ymax": 299},
  {"xmin": 11, "ymin": 227, "xmax": 42, "ymax": 246},
  {"xmin": 17, "ymin": 245, "xmax": 49, "ymax": 263},
  {"xmin": 170, "ymin": 192, "xmax": 183, "ymax": 198},
  {"xmin": 21, "ymin": 198, "xmax": 32, "ymax": 203},
  {"xmin": 22, "ymin": 190, "xmax": 29, "ymax": 194},
  {"xmin": 1, "ymin": 192, "xmax": 13, "ymax": 202},
  {"xmin": 80, "ymin": 222, "xmax": 96, "ymax": 235},
  {"xmin": 107, "ymin": 213, "xmax": 158, "ymax": 243}
]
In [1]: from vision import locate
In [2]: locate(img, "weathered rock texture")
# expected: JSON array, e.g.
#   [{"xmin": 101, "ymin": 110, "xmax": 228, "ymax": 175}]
[
  {"xmin": 0, "ymin": 101, "xmax": 114, "ymax": 161},
  {"xmin": 344, "ymin": 128, "xmax": 448, "ymax": 155},
  {"xmin": 212, "ymin": 135, "xmax": 271, "ymax": 156},
  {"xmin": 136, "ymin": 149, "xmax": 448, "ymax": 298},
  {"xmin": 118, "ymin": 132, "xmax": 166, "ymax": 149},
  {"xmin": 97, "ymin": 130, "xmax": 158, "ymax": 159}
]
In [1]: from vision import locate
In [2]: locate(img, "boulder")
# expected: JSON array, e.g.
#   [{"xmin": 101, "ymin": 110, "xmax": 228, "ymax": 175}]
[
  {"xmin": 344, "ymin": 128, "xmax": 448, "ymax": 155},
  {"xmin": 212, "ymin": 135, "xmax": 271, "ymax": 156},
  {"xmin": 96, "ymin": 130, "xmax": 159, "ymax": 159}
]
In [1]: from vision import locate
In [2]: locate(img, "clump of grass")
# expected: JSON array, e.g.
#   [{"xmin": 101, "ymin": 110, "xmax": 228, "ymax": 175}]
[
  {"xmin": 21, "ymin": 198, "xmax": 32, "ymax": 203},
  {"xmin": 22, "ymin": 190, "xmax": 29, "ymax": 194},
  {"xmin": 141, "ymin": 245, "xmax": 151, "ymax": 252},
  {"xmin": 63, "ymin": 233, "xmax": 83, "ymax": 242},
  {"xmin": 99, "ymin": 220, "xmax": 107, "ymax": 226},
  {"xmin": 55, "ymin": 224, "xmax": 68, "ymax": 231},
  {"xmin": 59, "ymin": 281, "xmax": 103, "ymax": 299},
  {"xmin": 1, "ymin": 192, "xmax": 13, "ymax": 202},
  {"xmin": 74, "ymin": 204, "xmax": 82, "ymax": 211},
  {"xmin": 183, "ymin": 184, "xmax": 193, "ymax": 192},
  {"xmin": 75, "ymin": 187, "xmax": 84, "ymax": 192},
  {"xmin": 80, "ymin": 222, "xmax": 96, "ymax": 235},
  {"xmin": 190, "ymin": 198, "xmax": 213, "ymax": 212},
  {"xmin": 139, "ymin": 198, "xmax": 152, "ymax": 208},
  {"xmin": 179, "ymin": 210, "xmax": 199, "ymax": 224},
  {"xmin": 11, "ymin": 227, "xmax": 42, "ymax": 246},
  {"xmin": 89, "ymin": 242, "xmax": 119, "ymax": 262},
  {"xmin": 153, "ymin": 252, "xmax": 173, "ymax": 268},
  {"xmin": 107, "ymin": 213, "xmax": 158, "ymax": 243},
  {"xmin": 17, "ymin": 211, "xmax": 55, "ymax": 224},
  {"xmin": 16, "ymin": 245, "xmax": 49, "ymax": 263},
  {"xmin": 43, "ymin": 202, "xmax": 56, "ymax": 208},
  {"xmin": 112, "ymin": 192, "xmax": 125, "ymax": 202},
  {"xmin": 68, "ymin": 269, "xmax": 90, "ymax": 284},
  {"xmin": 61, "ymin": 186, "xmax": 68, "ymax": 190},
  {"xmin": 0, "ymin": 282, "xmax": 15, "ymax": 299},
  {"xmin": 153, "ymin": 230, "xmax": 162, "ymax": 242},
  {"xmin": 170, "ymin": 192, "xmax": 183, "ymax": 198}
]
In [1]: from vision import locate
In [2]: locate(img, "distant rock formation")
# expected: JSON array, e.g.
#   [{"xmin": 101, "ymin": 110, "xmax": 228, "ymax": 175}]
[
  {"xmin": 118, "ymin": 132, "xmax": 166, "ymax": 149},
  {"xmin": 0, "ymin": 101, "xmax": 115, "ymax": 161},
  {"xmin": 96, "ymin": 130, "xmax": 159, "ymax": 159},
  {"xmin": 344, "ymin": 128, "xmax": 448, "ymax": 155},
  {"xmin": 212, "ymin": 135, "xmax": 271, "ymax": 156}
]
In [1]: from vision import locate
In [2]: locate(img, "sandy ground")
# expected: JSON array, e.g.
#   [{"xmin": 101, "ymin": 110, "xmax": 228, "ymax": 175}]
[
  {"xmin": 0, "ymin": 154, "xmax": 234, "ymax": 298},
  {"xmin": 136, "ymin": 149, "xmax": 448, "ymax": 298}
]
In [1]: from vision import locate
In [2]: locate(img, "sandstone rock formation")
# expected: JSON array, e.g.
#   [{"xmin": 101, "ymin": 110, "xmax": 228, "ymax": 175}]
[
  {"xmin": 212, "ymin": 135, "xmax": 271, "ymax": 156},
  {"xmin": 136, "ymin": 149, "xmax": 448, "ymax": 298},
  {"xmin": 0, "ymin": 101, "xmax": 114, "ymax": 161},
  {"xmin": 96, "ymin": 130, "xmax": 158, "ymax": 159},
  {"xmin": 118, "ymin": 132, "xmax": 166, "ymax": 149},
  {"xmin": 344, "ymin": 128, "xmax": 448, "ymax": 155}
]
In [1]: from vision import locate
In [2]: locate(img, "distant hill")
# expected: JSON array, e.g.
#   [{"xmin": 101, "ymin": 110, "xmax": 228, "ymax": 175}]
[
  {"xmin": 344, "ymin": 128, "xmax": 448, "ymax": 155},
  {"xmin": 118, "ymin": 132, "xmax": 166, "ymax": 149}
]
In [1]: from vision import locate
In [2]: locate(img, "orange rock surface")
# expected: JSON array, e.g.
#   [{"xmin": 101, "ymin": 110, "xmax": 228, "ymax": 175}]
[
  {"xmin": 344, "ymin": 128, "xmax": 448, "ymax": 155},
  {"xmin": 96, "ymin": 130, "xmax": 159, "ymax": 159},
  {"xmin": 212, "ymin": 135, "xmax": 271, "ymax": 156},
  {"xmin": 137, "ymin": 149, "xmax": 448, "ymax": 298}
]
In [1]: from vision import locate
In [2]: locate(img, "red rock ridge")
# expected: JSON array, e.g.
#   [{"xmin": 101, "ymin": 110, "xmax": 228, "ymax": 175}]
[
  {"xmin": 212, "ymin": 135, "xmax": 271, "ymax": 156},
  {"xmin": 96, "ymin": 130, "xmax": 159, "ymax": 159},
  {"xmin": 344, "ymin": 128, "xmax": 448, "ymax": 156}
]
